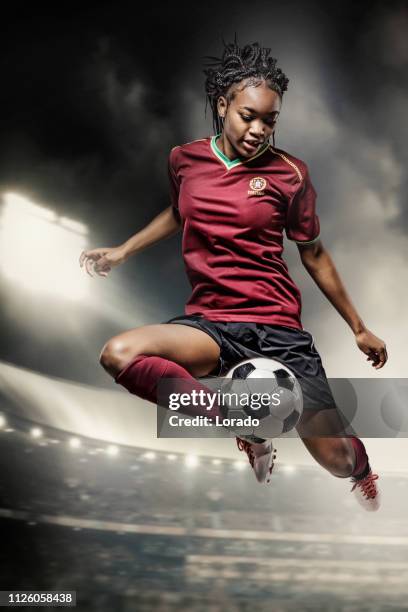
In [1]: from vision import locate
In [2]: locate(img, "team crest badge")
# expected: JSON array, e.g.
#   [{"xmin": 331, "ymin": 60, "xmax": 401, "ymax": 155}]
[{"xmin": 248, "ymin": 176, "xmax": 267, "ymax": 196}]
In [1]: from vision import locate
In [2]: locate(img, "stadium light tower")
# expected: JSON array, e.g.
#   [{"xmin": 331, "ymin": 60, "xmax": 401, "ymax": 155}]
[{"xmin": 0, "ymin": 192, "xmax": 90, "ymax": 301}]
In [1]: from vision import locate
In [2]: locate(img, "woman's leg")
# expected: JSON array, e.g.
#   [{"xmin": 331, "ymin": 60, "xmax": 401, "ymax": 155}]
[
  {"xmin": 99, "ymin": 323, "xmax": 224, "ymax": 419},
  {"xmin": 297, "ymin": 409, "xmax": 369, "ymax": 479},
  {"xmin": 100, "ymin": 323, "xmax": 221, "ymax": 378},
  {"xmin": 298, "ymin": 409, "xmax": 381, "ymax": 510}
]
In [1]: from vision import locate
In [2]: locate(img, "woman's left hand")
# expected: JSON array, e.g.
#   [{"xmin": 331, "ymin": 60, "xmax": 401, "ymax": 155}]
[{"xmin": 355, "ymin": 329, "xmax": 388, "ymax": 370}]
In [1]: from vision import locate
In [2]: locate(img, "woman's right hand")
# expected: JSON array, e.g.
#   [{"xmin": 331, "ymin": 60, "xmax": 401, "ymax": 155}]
[{"xmin": 79, "ymin": 246, "xmax": 128, "ymax": 277}]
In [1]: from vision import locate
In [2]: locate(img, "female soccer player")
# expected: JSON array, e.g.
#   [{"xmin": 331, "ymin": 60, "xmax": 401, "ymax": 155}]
[{"xmin": 79, "ymin": 38, "xmax": 387, "ymax": 511}]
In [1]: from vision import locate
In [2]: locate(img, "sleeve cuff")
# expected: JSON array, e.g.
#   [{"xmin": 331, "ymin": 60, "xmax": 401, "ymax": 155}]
[{"xmin": 290, "ymin": 233, "xmax": 321, "ymax": 245}]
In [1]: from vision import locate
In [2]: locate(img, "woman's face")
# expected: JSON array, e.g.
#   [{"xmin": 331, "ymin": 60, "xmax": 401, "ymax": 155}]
[{"xmin": 217, "ymin": 79, "xmax": 281, "ymax": 158}]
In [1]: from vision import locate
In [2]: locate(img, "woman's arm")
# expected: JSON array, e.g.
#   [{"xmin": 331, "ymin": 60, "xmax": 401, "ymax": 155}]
[
  {"xmin": 79, "ymin": 205, "xmax": 182, "ymax": 277},
  {"xmin": 297, "ymin": 239, "xmax": 388, "ymax": 369},
  {"xmin": 120, "ymin": 205, "xmax": 182, "ymax": 260}
]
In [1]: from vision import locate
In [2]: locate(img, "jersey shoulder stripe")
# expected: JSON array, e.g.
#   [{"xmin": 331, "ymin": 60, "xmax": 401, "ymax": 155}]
[{"xmin": 269, "ymin": 145, "xmax": 304, "ymax": 183}]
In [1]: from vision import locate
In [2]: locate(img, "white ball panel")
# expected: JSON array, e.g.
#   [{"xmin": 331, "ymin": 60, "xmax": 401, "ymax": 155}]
[{"xmin": 255, "ymin": 414, "xmax": 284, "ymax": 438}]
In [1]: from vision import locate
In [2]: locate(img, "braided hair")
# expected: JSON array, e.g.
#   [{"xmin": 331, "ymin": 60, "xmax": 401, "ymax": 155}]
[{"xmin": 203, "ymin": 34, "xmax": 289, "ymax": 136}]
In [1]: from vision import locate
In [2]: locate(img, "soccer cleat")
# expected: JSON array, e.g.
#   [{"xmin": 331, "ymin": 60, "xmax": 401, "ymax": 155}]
[
  {"xmin": 236, "ymin": 437, "xmax": 277, "ymax": 484},
  {"xmin": 350, "ymin": 467, "xmax": 380, "ymax": 511}
]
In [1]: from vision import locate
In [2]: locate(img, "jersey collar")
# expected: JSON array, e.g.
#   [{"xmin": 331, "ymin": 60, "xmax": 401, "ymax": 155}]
[{"xmin": 210, "ymin": 133, "xmax": 269, "ymax": 170}]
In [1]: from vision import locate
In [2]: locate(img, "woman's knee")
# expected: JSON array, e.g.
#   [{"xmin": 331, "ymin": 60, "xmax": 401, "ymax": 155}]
[
  {"xmin": 99, "ymin": 332, "xmax": 146, "ymax": 376},
  {"xmin": 325, "ymin": 446, "xmax": 354, "ymax": 478},
  {"xmin": 302, "ymin": 437, "xmax": 355, "ymax": 478}
]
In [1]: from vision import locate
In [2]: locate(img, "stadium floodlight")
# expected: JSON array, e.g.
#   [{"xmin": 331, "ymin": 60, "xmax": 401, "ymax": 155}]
[
  {"xmin": 143, "ymin": 451, "xmax": 156, "ymax": 460},
  {"xmin": 69, "ymin": 437, "xmax": 81, "ymax": 449},
  {"xmin": 211, "ymin": 458, "xmax": 222, "ymax": 466},
  {"xmin": 282, "ymin": 464, "xmax": 296, "ymax": 474},
  {"xmin": 30, "ymin": 427, "xmax": 43, "ymax": 438},
  {"xmin": 185, "ymin": 454, "xmax": 199, "ymax": 468},
  {"xmin": 0, "ymin": 192, "xmax": 89, "ymax": 302},
  {"xmin": 0, "ymin": 414, "xmax": 6, "ymax": 429},
  {"xmin": 106, "ymin": 445, "xmax": 119, "ymax": 457},
  {"xmin": 166, "ymin": 454, "xmax": 177, "ymax": 461},
  {"xmin": 233, "ymin": 460, "xmax": 246, "ymax": 471}
]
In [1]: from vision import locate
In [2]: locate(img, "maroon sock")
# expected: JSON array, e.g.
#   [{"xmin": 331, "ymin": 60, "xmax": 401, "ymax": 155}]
[
  {"xmin": 350, "ymin": 436, "xmax": 370, "ymax": 479},
  {"xmin": 114, "ymin": 354, "xmax": 224, "ymax": 420}
]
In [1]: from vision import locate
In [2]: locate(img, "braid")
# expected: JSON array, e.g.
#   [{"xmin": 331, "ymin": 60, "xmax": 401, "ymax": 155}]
[{"xmin": 203, "ymin": 34, "xmax": 289, "ymax": 135}]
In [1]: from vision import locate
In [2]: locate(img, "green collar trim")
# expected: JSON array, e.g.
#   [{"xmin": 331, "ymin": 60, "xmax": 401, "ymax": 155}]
[{"xmin": 210, "ymin": 133, "xmax": 269, "ymax": 170}]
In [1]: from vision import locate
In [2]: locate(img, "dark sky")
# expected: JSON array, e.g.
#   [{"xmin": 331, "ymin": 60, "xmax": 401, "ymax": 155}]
[{"xmin": 0, "ymin": 0, "xmax": 407, "ymax": 384}]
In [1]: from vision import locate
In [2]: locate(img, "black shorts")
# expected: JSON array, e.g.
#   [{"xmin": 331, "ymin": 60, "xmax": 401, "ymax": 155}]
[{"xmin": 163, "ymin": 314, "xmax": 337, "ymax": 413}]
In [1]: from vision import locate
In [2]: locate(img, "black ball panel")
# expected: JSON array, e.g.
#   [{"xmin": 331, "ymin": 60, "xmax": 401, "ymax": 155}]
[
  {"xmin": 274, "ymin": 368, "xmax": 295, "ymax": 391},
  {"xmin": 282, "ymin": 408, "xmax": 302, "ymax": 433},
  {"xmin": 232, "ymin": 362, "xmax": 256, "ymax": 379}
]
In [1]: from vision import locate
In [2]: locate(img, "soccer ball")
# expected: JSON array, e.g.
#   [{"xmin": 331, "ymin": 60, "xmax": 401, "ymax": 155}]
[{"xmin": 220, "ymin": 357, "xmax": 303, "ymax": 438}]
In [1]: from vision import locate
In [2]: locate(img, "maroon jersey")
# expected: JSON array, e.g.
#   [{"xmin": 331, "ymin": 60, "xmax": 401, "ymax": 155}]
[{"xmin": 168, "ymin": 135, "xmax": 320, "ymax": 329}]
